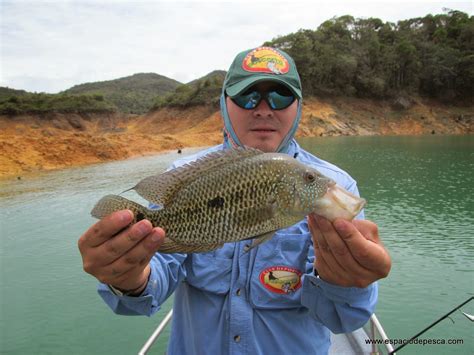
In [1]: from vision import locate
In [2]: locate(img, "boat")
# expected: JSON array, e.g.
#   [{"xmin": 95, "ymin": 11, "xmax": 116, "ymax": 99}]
[{"xmin": 137, "ymin": 310, "xmax": 395, "ymax": 354}]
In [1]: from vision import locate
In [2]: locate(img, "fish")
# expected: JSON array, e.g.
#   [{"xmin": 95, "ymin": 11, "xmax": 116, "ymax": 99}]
[{"xmin": 91, "ymin": 147, "xmax": 366, "ymax": 253}]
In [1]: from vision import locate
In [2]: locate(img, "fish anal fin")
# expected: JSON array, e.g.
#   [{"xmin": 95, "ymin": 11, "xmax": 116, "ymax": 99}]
[{"xmin": 246, "ymin": 231, "xmax": 276, "ymax": 252}]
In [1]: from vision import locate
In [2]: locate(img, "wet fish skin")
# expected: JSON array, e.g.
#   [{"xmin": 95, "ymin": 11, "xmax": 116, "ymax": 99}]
[{"xmin": 91, "ymin": 148, "xmax": 365, "ymax": 253}]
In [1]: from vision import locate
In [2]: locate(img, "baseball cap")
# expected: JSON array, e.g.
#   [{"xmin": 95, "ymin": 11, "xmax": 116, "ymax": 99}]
[{"xmin": 223, "ymin": 46, "xmax": 302, "ymax": 99}]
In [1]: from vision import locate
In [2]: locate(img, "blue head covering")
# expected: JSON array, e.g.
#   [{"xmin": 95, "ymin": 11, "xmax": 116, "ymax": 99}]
[{"xmin": 220, "ymin": 46, "xmax": 303, "ymax": 153}]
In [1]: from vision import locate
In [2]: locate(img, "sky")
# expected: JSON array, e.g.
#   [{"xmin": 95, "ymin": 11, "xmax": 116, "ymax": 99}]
[{"xmin": 1, "ymin": 0, "xmax": 472, "ymax": 93}]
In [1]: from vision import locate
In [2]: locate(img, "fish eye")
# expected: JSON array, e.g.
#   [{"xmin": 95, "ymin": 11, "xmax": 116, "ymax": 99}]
[{"xmin": 304, "ymin": 172, "xmax": 315, "ymax": 183}]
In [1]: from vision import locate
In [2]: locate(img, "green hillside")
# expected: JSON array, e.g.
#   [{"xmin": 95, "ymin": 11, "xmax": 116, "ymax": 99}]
[
  {"xmin": 152, "ymin": 70, "xmax": 226, "ymax": 109},
  {"xmin": 0, "ymin": 92, "xmax": 116, "ymax": 115},
  {"xmin": 64, "ymin": 73, "xmax": 181, "ymax": 113},
  {"xmin": 187, "ymin": 70, "xmax": 227, "ymax": 87},
  {"xmin": 0, "ymin": 87, "xmax": 28, "ymax": 101}
]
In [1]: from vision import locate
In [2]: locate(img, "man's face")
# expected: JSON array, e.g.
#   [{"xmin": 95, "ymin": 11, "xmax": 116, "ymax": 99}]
[{"xmin": 226, "ymin": 82, "xmax": 298, "ymax": 153}]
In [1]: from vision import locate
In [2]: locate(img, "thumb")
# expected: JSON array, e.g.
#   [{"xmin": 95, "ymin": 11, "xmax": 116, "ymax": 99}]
[{"xmin": 352, "ymin": 219, "xmax": 380, "ymax": 243}]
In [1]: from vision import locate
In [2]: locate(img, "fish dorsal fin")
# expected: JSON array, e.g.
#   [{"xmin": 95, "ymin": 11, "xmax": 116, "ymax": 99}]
[{"xmin": 133, "ymin": 147, "xmax": 263, "ymax": 206}]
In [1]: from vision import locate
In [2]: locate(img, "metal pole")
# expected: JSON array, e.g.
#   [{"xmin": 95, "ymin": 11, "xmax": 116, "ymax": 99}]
[
  {"xmin": 370, "ymin": 317, "xmax": 379, "ymax": 355},
  {"xmin": 138, "ymin": 309, "xmax": 173, "ymax": 355},
  {"xmin": 371, "ymin": 314, "xmax": 395, "ymax": 354}
]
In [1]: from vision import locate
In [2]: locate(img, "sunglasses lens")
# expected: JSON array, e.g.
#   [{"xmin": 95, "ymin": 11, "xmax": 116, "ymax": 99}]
[
  {"xmin": 231, "ymin": 85, "xmax": 295, "ymax": 110},
  {"xmin": 232, "ymin": 91, "xmax": 261, "ymax": 109},
  {"xmin": 267, "ymin": 87, "xmax": 295, "ymax": 110}
]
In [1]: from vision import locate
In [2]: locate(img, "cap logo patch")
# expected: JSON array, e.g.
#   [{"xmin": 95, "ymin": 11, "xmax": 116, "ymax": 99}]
[
  {"xmin": 242, "ymin": 47, "xmax": 290, "ymax": 75},
  {"xmin": 259, "ymin": 266, "xmax": 302, "ymax": 294}
]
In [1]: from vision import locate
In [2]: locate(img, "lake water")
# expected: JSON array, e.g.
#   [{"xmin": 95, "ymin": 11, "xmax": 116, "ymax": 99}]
[{"xmin": 1, "ymin": 136, "xmax": 473, "ymax": 354}]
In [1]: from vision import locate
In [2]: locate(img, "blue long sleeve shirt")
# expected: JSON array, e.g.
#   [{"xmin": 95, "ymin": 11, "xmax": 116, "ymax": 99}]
[{"xmin": 98, "ymin": 141, "xmax": 378, "ymax": 355}]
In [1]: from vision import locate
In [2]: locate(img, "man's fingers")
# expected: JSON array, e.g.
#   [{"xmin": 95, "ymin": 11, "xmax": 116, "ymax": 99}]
[
  {"xmin": 314, "ymin": 215, "xmax": 349, "ymax": 257},
  {"xmin": 313, "ymin": 240, "xmax": 329, "ymax": 277},
  {"xmin": 79, "ymin": 210, "xmax": 133, "ymax": 249},
  {"xmin": 314, "ymin": 215, "xmax": 384, "ymax": 286},
  {"xmin": 94, "ymin": 228, "xmax": 165, "ymax": 287},
  {"xmin": 309, "ymin": 215, "xmax": 392, "ymax": 287},
  {"xmin": 311, "ymin": 215, "xmax": 355, "ymax": 285},
  {"xmin": 333, "ymin": 219, "xmax": 390, "ymax": 274},
  {"xmin": 308, "ymin": 214, "xmax": 329, "ymax": 250},
  {"xmin": 314, "ymin": 216, "xmax": 368, "ymax": 276},
  {"xmin": 108, "ymin": 228, "xmax": 165, "ymax": 278},
  {"xmin": 98, "ymin": 220, "xmax": 154, "ymax": 265}
]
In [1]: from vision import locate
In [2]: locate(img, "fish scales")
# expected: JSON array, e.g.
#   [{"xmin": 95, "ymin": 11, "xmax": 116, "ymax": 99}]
[
  {"xmin": 158, "ymin": 157, "xmax": 285, "ymax": 244},
  {"xmin": 91, "ymin": 148, "xmax": 366, "ymax": 253}
]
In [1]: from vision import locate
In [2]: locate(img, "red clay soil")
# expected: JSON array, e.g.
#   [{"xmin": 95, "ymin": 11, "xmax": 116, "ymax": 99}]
[{"xmin": 0, "ymin": 97, "xmax": 471, "ymax": 179}]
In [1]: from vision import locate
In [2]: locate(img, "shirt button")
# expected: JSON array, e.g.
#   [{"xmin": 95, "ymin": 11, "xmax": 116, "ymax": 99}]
[
  {"xmin": 234, "ymin": 335, "xmax": 241, "ymax": 343},
  {"xmin": 243, "ymin": 244, "xmax": 250, "ymax": 252},
  {"xmin": 236, "ymin": 288, "xmax": 241, "ymax": 296}
]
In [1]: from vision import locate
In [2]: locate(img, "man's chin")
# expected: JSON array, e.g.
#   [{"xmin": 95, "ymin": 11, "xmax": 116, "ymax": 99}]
[{"xmin": 248, "ymin": 141, "xmax": 279, "ymax": 153}]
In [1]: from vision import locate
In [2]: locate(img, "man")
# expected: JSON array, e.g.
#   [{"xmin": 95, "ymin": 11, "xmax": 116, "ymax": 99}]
[{"xmin": 78, "ymin": 46, "xmax": 391, "ymax": 354}]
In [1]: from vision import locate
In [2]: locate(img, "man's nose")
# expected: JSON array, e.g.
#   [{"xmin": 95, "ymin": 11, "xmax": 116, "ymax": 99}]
[{"xmin": 252, "ymin": 98, "xmax": 273, "ymax": 118}]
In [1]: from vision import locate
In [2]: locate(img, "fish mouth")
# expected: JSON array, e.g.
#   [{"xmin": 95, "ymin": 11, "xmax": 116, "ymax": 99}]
[{"xmin": 314, "ymin": 184, "xmax": 366, "ymax": 221}]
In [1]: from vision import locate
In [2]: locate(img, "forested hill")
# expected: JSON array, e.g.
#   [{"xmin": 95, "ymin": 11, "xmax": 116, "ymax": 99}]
[
  {"xmin": 264, "ymin": 10, "xmax": 473, "ymax": 101},
  {"xmin": 0, "ymin": 87, "xmax": 28, "ymax": 100},
  {"xmin": 152, "ymin": 10, "xmax": 473, "ymax": 109},
  {"xmin": 1, "ymin": 10, "xmax": 472, "ymax": 116},
  {"xmin": 187, "ymin": 70, "xmax": 227, "ymax": 87},
  {"xmin": 63, "ymin": 73, "xmax": 181, "ymax": 113},
  {"xmin": 152, "ymin": 70, "xmax": 226, "ymax": 109}
]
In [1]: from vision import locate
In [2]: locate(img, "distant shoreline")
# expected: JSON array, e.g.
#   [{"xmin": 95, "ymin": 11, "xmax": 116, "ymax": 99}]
[
  {"xmin": 1, "ymin": 97, "xmax": 472, "ymax": 180},
  {"xmin": 0, "ymin": 145, "xmax": 210, "ymax": 182}
]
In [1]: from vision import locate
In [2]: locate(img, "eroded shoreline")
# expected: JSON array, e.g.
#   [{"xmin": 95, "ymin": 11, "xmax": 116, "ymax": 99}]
[{"xmin": 1, "ymin": 98, "xmax": 472, "ymax": 180}]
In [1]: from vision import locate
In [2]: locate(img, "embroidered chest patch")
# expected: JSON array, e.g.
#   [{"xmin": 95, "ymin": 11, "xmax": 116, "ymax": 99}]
[
  {"xmin": 259, "ymin": 266, "xmax": 302, "ymax": 294},
  {"xmin": 242, "ymin": 46, "xmax": 290, "ymax": 75}
]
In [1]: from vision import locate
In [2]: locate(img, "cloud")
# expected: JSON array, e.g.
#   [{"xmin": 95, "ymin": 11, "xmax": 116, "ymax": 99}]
[{"xmin": 1, "ymin": 1, "xmax": 472, "ymax": 92}]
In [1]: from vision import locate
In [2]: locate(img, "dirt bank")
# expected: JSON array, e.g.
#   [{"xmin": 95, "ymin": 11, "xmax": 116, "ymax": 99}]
[{"xmin": 0, "ymin": 98, "xmax": 472, "ymax": 180}]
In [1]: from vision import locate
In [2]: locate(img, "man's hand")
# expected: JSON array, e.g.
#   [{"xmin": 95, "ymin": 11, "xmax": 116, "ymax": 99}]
[
  {"xmin": 308, "ymin": 214, "xmax": 391, "ymax": 288},
  {"xmin": 78, "ymin": 210, "xmax": 165, "ymax": 294}
]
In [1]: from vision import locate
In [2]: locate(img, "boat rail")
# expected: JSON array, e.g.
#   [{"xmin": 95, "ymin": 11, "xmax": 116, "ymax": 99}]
[
  {"xmin": 138, "ymin": 309, "xmax": 173, "ymax": 355},
  {"xmin": 138, "ymin": 310, "xmax": 394, "ymax": 354},
  {"xmin": 369, "ymin": 314, "xmax": 395, "ymax": 354}
]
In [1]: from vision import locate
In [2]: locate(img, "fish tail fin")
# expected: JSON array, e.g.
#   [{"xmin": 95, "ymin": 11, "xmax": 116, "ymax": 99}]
[{"xmin": 91, "ymin": 194, "xmax": 154, "ymax": 223}]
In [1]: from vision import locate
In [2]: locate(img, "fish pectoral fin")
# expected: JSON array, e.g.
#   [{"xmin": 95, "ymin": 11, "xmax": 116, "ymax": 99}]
[
  {"xmin": 246, "ymin": 231, "xmax": 276, "ymax": 252},
  {"xmin": 261, "ymin": 197, "xmax": 278, "ymax": 221},
  {"xmin": 241, "ymin": 197, "xmax": 278, "ymax": 225},
  {"xmin": 158, "ymin": 238, "xmax": 223, "ymax": 254}
]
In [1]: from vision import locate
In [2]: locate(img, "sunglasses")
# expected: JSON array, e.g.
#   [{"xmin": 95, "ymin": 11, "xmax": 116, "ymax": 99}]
[{"xmin": 231, "ymin": 85, "xmax": 296, "ymax": 110}]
